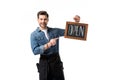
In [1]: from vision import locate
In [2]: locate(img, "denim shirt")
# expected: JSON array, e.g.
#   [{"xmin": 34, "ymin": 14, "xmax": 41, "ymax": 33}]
[{"xmin": 30, "ymin": 27, "xmax": 65, "ymax": 55}]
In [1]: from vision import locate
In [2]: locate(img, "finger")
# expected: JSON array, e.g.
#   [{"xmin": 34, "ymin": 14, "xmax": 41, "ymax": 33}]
[{"xmin": 55, "ymin": 37, "xmax": 59, "ymax": 40}]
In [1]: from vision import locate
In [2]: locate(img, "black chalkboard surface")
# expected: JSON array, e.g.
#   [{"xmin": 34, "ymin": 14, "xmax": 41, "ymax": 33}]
[{"xmin": 64, "ymin": 22, "xmax": 88, "ymax": 40}]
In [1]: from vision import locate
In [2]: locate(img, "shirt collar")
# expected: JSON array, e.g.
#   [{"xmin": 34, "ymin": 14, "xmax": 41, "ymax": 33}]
[
  {"xmin": 36, "ymin": 26, "xmax": 50, "ymax": 32},
  {"xmin": 36, "ymin": 27, "xmax": 41, "ymax": 32}
]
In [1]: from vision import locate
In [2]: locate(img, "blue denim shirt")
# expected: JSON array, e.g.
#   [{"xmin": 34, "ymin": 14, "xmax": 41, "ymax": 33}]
[{"xmin": 30, "ymin": 27, "xmax": 65, "ymax": 55}]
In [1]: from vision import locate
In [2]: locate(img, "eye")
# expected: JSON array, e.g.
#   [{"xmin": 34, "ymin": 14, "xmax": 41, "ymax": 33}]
[
  {"xmin": 44, "ymin": 18, "xmax": 48, "ymax": 21},
  {"xmin": 39, "ymin": 18, "xmax": 43, "ymax": 20}
]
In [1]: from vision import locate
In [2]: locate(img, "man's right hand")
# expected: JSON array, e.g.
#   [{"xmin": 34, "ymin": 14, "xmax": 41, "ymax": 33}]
[
  {"xmin": 44, "ymin": 38, "xmax": 58, "ymax": 50},
  {"xmin": 49, "ymin": 38, "xmax": 58, "ymax": 46}
]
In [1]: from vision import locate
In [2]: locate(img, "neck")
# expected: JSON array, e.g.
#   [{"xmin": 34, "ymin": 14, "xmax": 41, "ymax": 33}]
[{"xmin": 39, "ymin": 26, "xmax": 47, "ymax": 30}]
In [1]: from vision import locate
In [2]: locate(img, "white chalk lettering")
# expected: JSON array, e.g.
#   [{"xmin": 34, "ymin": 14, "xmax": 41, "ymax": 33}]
[{"xmin": 68, "ymin": 25, "xmax": 85, "ymax": 38}]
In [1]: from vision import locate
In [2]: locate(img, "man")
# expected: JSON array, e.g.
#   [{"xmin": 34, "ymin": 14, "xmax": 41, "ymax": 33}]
[{"xmin": 30, "ymin": 10, "xmax": 80, "ymax": 80}]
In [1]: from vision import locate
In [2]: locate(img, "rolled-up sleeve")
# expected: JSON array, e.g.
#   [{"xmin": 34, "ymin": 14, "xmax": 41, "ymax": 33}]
[{"xmin": 30, "ymin": 33, "xmax": 44, "ymax": 55}]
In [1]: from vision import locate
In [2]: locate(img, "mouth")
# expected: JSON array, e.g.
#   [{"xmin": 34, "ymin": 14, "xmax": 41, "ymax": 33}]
[{"xmin": 40, "ymin": 23, "xmax": 46, "ymax": 27}]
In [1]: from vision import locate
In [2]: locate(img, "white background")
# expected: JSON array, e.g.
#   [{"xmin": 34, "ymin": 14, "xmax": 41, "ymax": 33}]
[{"xmin": 0, "ymin": 0, "xmax": 120, "ymax": 80}]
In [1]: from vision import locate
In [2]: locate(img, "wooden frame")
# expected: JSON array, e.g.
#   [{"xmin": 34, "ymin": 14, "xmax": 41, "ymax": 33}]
[{"xmin": 64, "ymin": 22, "xmax": 88, "ymax": 40}]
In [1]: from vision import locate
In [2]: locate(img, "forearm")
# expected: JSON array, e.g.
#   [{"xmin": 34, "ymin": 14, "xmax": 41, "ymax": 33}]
[
  {"xmin": 32, "ymin": 41, "xmax": 53, "ymax": 55},
  {"xmin": 44, "ymin": 38, "xmax": 58, "ymax": 50},
  {"xmin": 44, "ymin": 43, "xmax": 49, "ymax": 50},
  {"xmin": 32, "ymin": 45, "xmax": 44, "ymax": 55},
  {"xmin": 32, "ymin": 44, "xmax": 48, "ymax": 55}
]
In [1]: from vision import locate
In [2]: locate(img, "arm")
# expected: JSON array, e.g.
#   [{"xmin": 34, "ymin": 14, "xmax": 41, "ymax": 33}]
[
  {"xmin": 54, "ymin": 15, "xmax": 80, "ymax": 37},
  {"xmin": 54, "ymin": 28, "xmax": 65, "ymax": 37},
  {"xmin": 30, "ymin": 33, "xmax": 45, "ymax": 55},
  {"xmin": 58, "ymin": 28, "xmax": 65, "ymax": 36},
  {"xmin": 30, "ymin": 32, "xmax": 55, "ymax": 55}
]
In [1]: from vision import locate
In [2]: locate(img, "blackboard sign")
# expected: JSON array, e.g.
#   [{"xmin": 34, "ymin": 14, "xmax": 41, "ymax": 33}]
[{"xmin": 64, "ymin": 22, "xmax": 88, "ymax": 40}]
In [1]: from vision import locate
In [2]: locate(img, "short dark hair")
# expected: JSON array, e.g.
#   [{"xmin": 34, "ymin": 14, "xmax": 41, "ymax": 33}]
[{"xmin": 37, "ymin": 11, "xmax": 49, "ymax": 19}]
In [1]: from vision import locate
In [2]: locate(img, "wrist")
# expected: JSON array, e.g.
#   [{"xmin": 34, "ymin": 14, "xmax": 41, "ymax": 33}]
[
  {"xmin": 44, "ymin": 43, "xmax": 48, "ymax": 50},
  {"xmin": 47, "ymin": 42, "xmax": 52, "ymax": 47},
  {"xmin": 46, "ymin": 43, "xmax": 49, "ymax": 48}
]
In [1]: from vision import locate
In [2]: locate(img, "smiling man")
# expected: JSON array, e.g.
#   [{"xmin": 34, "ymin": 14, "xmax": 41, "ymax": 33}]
[
  {"xmin": 30, "ymin": 11, "xmax": 65, "ymax": 80},
  {"xmin": 30, "ymin": 10, "xmax": 80, "ymax": 80}
]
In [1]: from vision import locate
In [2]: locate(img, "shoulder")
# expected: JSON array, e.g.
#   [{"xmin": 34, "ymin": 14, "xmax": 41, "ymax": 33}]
[
  {"xmin": 48, "ymin": 27, "xmax": 62, "ymax": 31},
  {"xmin": 31, "ymin": 28, "xmax": 36, "ymax": 35},
  {"xmin": 48, "ymin": 27, "xmax": 64, "ymax": 34},
  {"xmin": 31, "ymin": 27, "xmax": 40, "ymax": 37}
]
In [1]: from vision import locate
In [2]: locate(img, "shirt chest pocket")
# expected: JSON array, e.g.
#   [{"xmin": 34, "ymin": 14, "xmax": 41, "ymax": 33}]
[
  {"xmin": 37, "ymin": 37, "xmax": 47, "ymax": 45},
  {"xmin": 49, "ymin": 33, "xmax": 59, "ymax": 39}
]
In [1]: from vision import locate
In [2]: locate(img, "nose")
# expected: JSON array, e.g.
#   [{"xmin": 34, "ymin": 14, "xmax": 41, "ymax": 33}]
[{"xmin": 41, "ymin": 20, "xmax": 45, "ymax": 23}]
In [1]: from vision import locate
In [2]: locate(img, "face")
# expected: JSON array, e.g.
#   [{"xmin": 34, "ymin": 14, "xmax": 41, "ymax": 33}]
[{"xmin": 37, "ymin": 15, "xmax": 49, "ymax": 30}]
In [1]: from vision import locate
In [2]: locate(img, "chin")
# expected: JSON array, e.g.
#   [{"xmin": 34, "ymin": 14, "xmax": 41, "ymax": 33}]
[{"xmin": 40, "ymin": 25, "xmax": 47, "ymax": 28}]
